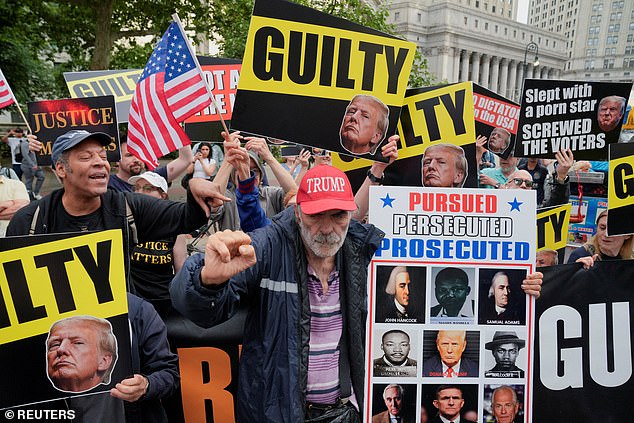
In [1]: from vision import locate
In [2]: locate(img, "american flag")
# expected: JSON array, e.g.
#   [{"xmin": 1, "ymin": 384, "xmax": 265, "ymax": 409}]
[
  {"xmin": 0, "ymin": 68, "xmax": 16, "ymax": 110},
  {"xmin": 127, "ymin": 21, "xmax": 211, "ymax": 169}
]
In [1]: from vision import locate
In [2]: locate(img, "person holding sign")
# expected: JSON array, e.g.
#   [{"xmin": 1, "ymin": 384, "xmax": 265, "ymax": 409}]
[
  {"xmin": 171, "ymin": 164, "xmax": 382, "ymax": 422},
  {"xmin": 567, "ymin": 210, "xmax": 633, "ymax": 267},
  {"xmin": 340, "ymin": 94, "xmax": 389, "ymax": 155},
  {"xmin": 597, "ymin": 95, "xmax": 626, "ymax": 133},
  {"xmin": 421, "ymin": 144, "xmax": 468, "ymax": 188},
  {"xmin": 46, "ymin": 316, "xmax": 117, "ymax": 393},
  {"xmin": 7, "ymin": 131, "xmax": 228, "ymax": 263}
]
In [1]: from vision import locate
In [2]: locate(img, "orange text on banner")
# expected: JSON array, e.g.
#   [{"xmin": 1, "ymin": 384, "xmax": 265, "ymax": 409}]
[{"xmin": 179, "ymin": 347, "xmax": 238, "ymax": 423}]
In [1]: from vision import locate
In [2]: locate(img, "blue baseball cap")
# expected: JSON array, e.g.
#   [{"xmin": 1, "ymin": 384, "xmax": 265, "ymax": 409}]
[{"xmin": 51, "ymin": 130, "xmax": 112, "ymax": 167}]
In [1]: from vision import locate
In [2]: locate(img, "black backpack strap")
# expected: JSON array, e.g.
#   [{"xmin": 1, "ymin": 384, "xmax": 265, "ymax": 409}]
[{"xmin": 124, "ymin": 196, "xmax": 138, "ymax": 244}]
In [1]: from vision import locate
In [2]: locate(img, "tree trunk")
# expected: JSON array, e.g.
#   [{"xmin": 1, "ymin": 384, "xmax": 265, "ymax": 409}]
[{"xmin": 90, "ymin": 0, "xmax": 116, "ymax": 70}]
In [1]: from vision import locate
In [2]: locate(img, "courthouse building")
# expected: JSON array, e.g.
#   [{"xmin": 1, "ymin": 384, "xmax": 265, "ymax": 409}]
[{"xmin": 385, "ymin": 0, "xmax": 568, "ymax": 100}]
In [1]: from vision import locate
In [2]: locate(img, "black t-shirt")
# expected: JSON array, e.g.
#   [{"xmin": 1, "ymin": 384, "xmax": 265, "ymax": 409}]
[
  {"xmin": 129, "ymin": 238, "xmax": 176, "ymax": 316},
  {"xmin": 51, "ymin": 202, "xmax": 106, "ymax": 233}
]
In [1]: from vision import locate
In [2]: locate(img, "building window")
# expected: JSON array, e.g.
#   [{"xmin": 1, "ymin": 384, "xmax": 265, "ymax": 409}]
[
  {"xmin": 608, "ymin": 23, "xmax": 620, "ymax": 32},
  {"xmin": 591, "ymin": 14, "xmax": 602, "ymax": 23},
  {"xmin": 492, "ymin": 5, "xmax": 496, "ymax": 12},
  {"xmin": 603, "ymin": 58, "xmax": 614, "ymax": 69},
  {"xmin": 464, "ymin": 16, "xmax": 468, "ymax": 24},
  {"xmin": 605, "ymin": 47, "xmax": 616, "ymax": 55},
  {"xmin": 592, "ymin": 3, "xmax": 603, "ymax": 11},
  {"xmin": 587, "ymin": 37, "xmax": 599, "ymax": 46},
  {"xmin": 611, "ymin": 0, "xmax": 624, "ymax": 9},
  {"xmin": 475, "ymin": 0, "xmax": 480, "ymax": 6},
  {"xmin": 607, "ymin": 35, "xmax": 619, "ymax": 44},
  {"xmin": 623, "ymin": 58, "xmax": 634, "ymax": 68},
  {"xmin": 394, "ymin": 11, "xmax": 400, "ymax": 22},
  {"xmin": 609, "ymin": 12, "xmax": 622, "ymax": 20},
  {"xmin": 630, "ymin": 22, "xmax": 634, "ymax": 31},
  {"xmin": 588, "ymin": 26, "xmax": 600, "ymax": 34},
  {"xmin": 585, "ymin": 60, "xmax": 595, "ymax": 70},
  {"xmin": 475, "ymin": 19, "xmax": 479, "ymax": 28},
  {"xmin": 504, "ymin": 27, "xmax": 508, "ymax": 35},
  {"xmin": 626, "ymin": 46, "xmax": 634, "ymax": 54},
  {"xmin": 417, "ymin": 13, "xmax": 422, "ymax": 22},
  {"xmin": 485, "ymin": 22, "xmax": 489, "ymax": 30}
]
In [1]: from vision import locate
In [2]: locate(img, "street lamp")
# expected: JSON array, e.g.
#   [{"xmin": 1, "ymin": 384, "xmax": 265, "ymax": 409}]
[{"xmin": 523, "ymin": 41, "xmax": 539, "ymax": 79}]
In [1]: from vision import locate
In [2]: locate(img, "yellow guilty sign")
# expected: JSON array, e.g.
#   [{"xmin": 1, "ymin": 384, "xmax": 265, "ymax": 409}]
[
  {"xmin": 0, "ymin": 230, "xmax": 128, "ymax": 344},
  {"xmin": 608, "ymin": 154, "xmax": 634, "ymax": 210},
  {"xmin": 66, "ymin": 70, "xmax": 141, "ymax": 103},
  {"xmin": 536, "ymin": 204, "xmax": 571, "ymax": 251},
  {"xmin": 397, "ymin": 82, "xmax": 476, "ymax": 161},
  {"xmin": 239, "ymin": 16, "xmax": 415, "ymax": 105}
]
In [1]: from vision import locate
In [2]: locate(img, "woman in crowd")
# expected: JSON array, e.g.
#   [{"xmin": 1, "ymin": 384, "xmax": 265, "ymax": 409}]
[
  {"xmin": 189, "ymin": 142, "xmax": 217, "ymax": 180},
  {"xmin": 567, "ymin": 210, "xmax": 634, "ymax": 268}
]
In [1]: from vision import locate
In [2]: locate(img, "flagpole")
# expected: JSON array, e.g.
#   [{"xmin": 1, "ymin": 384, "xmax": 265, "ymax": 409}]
[
  {"xmin": 0, "ymin": 68, "xmax": 32, "ymax": 133},
  {"xmin": 12, "ymin": 100, "xmax": 32, "ymax": 134},
  {"xmin": 172, "ymin": 13, "xmax": 230, "ymax": 136}
]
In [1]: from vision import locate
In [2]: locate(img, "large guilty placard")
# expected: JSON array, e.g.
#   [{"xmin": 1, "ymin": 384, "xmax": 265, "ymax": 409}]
[{"xmin": 366, "ymin": 186, "xmax": 536, "ymax": 423}]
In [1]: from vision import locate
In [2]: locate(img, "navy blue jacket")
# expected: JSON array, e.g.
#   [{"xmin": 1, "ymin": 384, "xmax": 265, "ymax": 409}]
[
  {"xmin": 125, "ymin": 294, "xmax": 179, "ymax": 423},
  {"xmin": 170, "ymin": 207, "xmax": 383, "ymax": 422}
]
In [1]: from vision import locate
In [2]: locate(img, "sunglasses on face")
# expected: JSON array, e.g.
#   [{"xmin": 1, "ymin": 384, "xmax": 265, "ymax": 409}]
[{"xmin": 511, "ymin": 178, "xmax": 534, "ymax": 188}]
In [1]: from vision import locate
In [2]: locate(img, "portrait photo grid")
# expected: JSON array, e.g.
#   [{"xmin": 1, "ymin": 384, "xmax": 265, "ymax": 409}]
[{"xmin": 365, "ymin": 186, "xmax": 537, "ymax": 423}]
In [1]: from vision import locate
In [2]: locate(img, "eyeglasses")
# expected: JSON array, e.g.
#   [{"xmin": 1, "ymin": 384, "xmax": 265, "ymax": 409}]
[
  {"xmin": 134, "ymin": 184, "xmax": 161, "ymax": 193},
  {"xmin": 511, "ymin": 178, "xmax": 534, "ymax": 188}
]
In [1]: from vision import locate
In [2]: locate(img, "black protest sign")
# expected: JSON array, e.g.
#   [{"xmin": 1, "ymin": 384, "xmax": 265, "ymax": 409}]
[
  {"xmin": 231, "ymin": 0, "xmax": 416, "ymax": 163},
  {"xmin": 64, "ymin": 69, "xmax": 141, "ymax": 123},
  {"xmin": 473, "ymin": 84, "xmax": 519, "ymax": 160},
  {"xmin": 608, "ymin": 143, "xmax": 634, "ymax": 235},
  {"xmin": 515, "ymin": 79, "xmax": 632, "ymax": 160},
  {"xmin": 28, "ymin": 96, "xmax": 120, "ymax": 166},
  {"xmin": 533, "ymin": 261, "xmax": 634, "ymax": 423},
  {"xmin": 0, "ymin": 231, "xmax": 131, "ymax": 412},
  {"xmin": 183, "ymin": 57, "xmax": 242, "ymax": 142},
  {"xmin": 387, "ymin": 83, "xmax": 478, "ymax": 188}
]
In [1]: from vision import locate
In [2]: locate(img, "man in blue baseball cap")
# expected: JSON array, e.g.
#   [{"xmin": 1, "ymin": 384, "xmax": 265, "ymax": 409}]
[{"xmin": 7, "ymin": 130, "xmax": 229, "ymax": 273}]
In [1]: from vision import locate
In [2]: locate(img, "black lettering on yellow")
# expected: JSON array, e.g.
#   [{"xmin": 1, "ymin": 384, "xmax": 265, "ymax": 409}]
[
  {"xmin": 416, "ymin": 97, "xmax": 442, "ymax": 141},
  {"xmin": 336, "ymin": 38, "xmax": 354, "ymax": 89},
  {"xmin": 288, "ymin": 31, "xmax": 318, "ymax": 84},
  {"xmin": 35, "ymin": 249, "xmax": 76, "ymax": 314},
  {"xmin": 549, "ymin": 210, "xmax": 566, "ymax": 244},
  {"xmin": 3, "ymin": 260, "xmax": 47, "ymax": 324},
  {"xmin": 359, "ymin": 42, "xmax": 382, "ymax": 91},
  {"xmin": 319, "ymin": 36, "xmax": 335, "ymax": 87},
  {"xmin": 385, "ymin": 46, "xmax": 409, "ymax": 94},
  {"xmin": 253, "ymin": 27, "xmax": 284, "ymax": 81},
  {"xmin": 73, "ymin": 241, "xmax": 114, "ymax": 304},
  {"xmin": 536, "ymin": 215, "xmax": 548, "ymax": 249},
  {"xmin": 614, "ymin": 163, "xmax": 634, "ymax": 200},
  {"xmin": 399, "ymin": 103, "xmax": 424, "ymax": 147},
  {"xmin": 441, "ymin": 90, "xmax": 467, "ymax": 136}
]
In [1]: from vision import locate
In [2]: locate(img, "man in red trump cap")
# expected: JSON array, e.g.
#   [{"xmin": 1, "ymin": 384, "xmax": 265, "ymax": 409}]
[{"xmin": 171, "ymin": 164, "xmax": 384, "ymax": 422}]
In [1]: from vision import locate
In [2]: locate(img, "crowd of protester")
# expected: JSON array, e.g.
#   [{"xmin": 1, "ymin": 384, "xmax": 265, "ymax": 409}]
[{"xmin": 0, "ymin": 125, "xmax": 631, "ymax": 422}]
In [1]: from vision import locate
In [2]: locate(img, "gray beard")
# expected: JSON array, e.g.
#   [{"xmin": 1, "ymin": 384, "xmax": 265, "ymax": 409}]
[{"xmin": 298, "ymin": 218, "xmax": 348, "ymax": 258}]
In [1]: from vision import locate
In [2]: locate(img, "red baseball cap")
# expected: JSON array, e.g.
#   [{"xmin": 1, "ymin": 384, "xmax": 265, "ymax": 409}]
[{"xmin": 296, "ymin": 165, "xmax": 357, "ymax": 214}]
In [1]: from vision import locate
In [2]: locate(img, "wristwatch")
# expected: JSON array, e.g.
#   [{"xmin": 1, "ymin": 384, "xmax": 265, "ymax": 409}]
[
  {"xmin": 494, "ymin": 183, "xmax": 501, "ymax": 189},
  {"xmin": 367, "ymin": 169, "xmax": 384, "ymax": 184}
]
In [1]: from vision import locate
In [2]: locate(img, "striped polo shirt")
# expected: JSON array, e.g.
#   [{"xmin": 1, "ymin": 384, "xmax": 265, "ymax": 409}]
[{"xmin": 305, "ymin": 265, "xmax": 343, "ymax": 405}]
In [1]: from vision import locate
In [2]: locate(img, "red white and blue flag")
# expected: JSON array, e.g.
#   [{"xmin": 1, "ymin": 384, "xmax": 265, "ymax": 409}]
[
  {"xmin": 0, "ymin": 68, "xmax": 16, "ymax": 110},
  {"xmin": 128, "ymin": 21, "xmax": 211, "ymax": 169}
]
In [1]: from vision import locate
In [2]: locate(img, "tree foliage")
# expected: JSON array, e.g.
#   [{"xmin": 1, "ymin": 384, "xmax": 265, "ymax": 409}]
[{"xmin": 211, "ymin": 0, "xmax": 436, "ymax": 87}]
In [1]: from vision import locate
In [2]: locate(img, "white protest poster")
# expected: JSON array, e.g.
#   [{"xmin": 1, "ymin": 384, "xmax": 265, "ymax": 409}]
[{"xmin": 365, "ymin": 186, "xmax": 536, "ymax": 423}]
